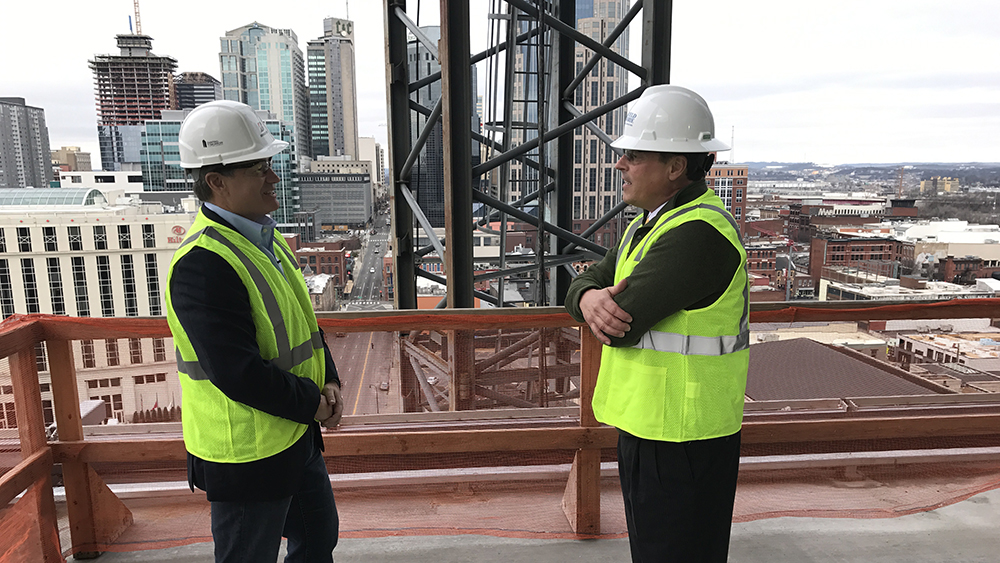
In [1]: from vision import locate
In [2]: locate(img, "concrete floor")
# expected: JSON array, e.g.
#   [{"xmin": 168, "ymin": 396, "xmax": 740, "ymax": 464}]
[{"xmin": 70, "ymin": 488, "xmax": 1000, "ymax": 563}]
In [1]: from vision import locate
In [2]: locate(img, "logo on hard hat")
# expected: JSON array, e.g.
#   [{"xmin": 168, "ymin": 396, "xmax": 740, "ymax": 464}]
[
  {"xmin": 624, "ymin": 111, "xmax": 636, "ymax": 127},
  {"xmin": 203, "ymin": 140, "xmax": 223, "ymax": 147},
  {"xmin": 258, "ymin": 122, "xmax": 268, "ymax": 138}
]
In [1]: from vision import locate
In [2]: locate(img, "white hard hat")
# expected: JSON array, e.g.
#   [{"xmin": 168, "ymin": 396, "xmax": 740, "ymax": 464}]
[
  {"xmin": 612, "ymin": 85, "xmax": 730, "ymax": 153},
  {"xmin": 178, "ymin": 100, "xmax": 289, "ymax": 169}
]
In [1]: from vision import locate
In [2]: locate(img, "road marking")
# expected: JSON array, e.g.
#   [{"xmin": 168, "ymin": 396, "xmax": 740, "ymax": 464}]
[{"xmin": 351, "ymin": 332, "xmax": 375, "ymax": 415}]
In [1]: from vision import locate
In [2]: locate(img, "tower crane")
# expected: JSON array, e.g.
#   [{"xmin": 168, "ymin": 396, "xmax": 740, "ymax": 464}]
[{"xmin": 133, "ymin": 0, "xmax": 142, "ymax": 35}]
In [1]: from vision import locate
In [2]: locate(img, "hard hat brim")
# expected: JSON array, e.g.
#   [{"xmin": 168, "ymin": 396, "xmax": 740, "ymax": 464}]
[{"xmin": 611, "ymin": 135, "xmax": 730, "ymax": 153}]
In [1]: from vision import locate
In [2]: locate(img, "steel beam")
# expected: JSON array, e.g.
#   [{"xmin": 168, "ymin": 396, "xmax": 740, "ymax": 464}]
[
  {"xmin": 562, "ymin": 0, "xmax": 643, "ymax": 98},
  {"xmin": 472, "ymin": 87, "xmax": 642, "ymax": 177},
  {"xmin": 384, "ymin": 0, "xmax": 416, "ymax": 309},
  {"xmin": 642, "ymin": 0, "xmax": 672, "ymax": 85},
  {"xmin": 473, "ymin": 189, "xmax": 607, "ymax": 255},
  {"xmin": 409, "ymin": 26, "xmax": 545, "ymax": 93},
  {"xmin": 506, "ymin": 0, "xmax": 646, "ymax": 79},
  {"xmin": 440, "ymin": 0, "xmax": 475, "ymax": 308},
  {"xmin": 554, "ymin": 0, "xmax": 576, "ymax": 304}
]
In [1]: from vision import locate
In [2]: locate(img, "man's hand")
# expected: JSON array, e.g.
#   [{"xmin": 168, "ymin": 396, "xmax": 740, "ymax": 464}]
[
  {"xmin": 320, "ymin": 382, "xmax": 344, "ymax": 429},
  {"xmin": 578, "ymin": 278, "xmax": 632, "ymax": 345},
  {"xmin": 314, "ymin": 393, "xmax": 333, "ymax": 422}
]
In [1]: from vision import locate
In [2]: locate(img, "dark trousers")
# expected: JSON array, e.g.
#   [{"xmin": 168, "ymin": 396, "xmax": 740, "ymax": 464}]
[
  {"xmin": 617, "ymin": 430, "xmax": 741, "ymax": 563},
  {"xmin": 210, "ymin": 445, "xmax": 339, "ymax": 563}
]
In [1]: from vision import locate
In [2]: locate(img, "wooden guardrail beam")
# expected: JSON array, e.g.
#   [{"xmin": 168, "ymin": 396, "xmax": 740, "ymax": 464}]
[{"xmin": 0, "ymin": 448, "xmax": 52, "ymax": 506}]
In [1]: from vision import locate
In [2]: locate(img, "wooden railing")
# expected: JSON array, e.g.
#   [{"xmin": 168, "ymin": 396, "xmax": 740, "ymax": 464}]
[{"xmin": 3, "ymin": 300, "xmax": 1000, "ymax": 559}]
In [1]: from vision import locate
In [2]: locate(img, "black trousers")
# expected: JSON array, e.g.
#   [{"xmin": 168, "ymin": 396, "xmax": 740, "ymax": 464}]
[{"xmin": 617, "ymin": 429, "xmax": 741, "ymax": 563}]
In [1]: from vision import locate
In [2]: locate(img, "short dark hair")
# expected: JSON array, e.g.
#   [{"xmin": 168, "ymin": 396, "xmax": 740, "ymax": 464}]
[
  {"xmin": 189, "ymin": 159, "xmax": 264, "ymax": 202},
  {"xmin": 657, "ymin": 152, "xmax": 716, "ymax": 182}
]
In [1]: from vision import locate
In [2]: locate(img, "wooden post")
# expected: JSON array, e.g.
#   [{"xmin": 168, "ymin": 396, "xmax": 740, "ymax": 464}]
[
  {"xmin": 47, "ymin": 340, "xmax": 132, "ymax": 559},
  {"xmin": 448, "ymin": 330, "xmax": 476, "ymax": 411},
  {"xmin": 562, "ymin": 328, "xmax": 603, "ymax": 533},
  {"xmin": 9, "ymin": 348, "xmax": 63, "ymax": 561}
]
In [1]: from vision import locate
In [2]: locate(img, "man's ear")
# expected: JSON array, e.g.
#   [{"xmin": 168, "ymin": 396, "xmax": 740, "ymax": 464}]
[
  {"xmin": 666, "ymin": 155, "xmax": 688, "ymax": 182},
  {"xmin": 204, "ymin": 171, "xmax": 227, "ymax": 197}
]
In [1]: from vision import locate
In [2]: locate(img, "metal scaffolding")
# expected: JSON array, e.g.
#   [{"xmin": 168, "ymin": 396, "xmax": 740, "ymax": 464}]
[{"xmin": 383, "ymin": 0, "xmax": 673, "ymax": 309}]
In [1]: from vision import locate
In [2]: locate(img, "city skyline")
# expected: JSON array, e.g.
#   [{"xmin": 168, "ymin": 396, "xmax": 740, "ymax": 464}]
[{"xmin": 3, "ymin": 0, "xmax": 998, "ymax": 168}]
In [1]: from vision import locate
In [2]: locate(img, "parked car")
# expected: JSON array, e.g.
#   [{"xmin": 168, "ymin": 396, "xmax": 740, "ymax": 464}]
[{"xmin": 370, "ymin": 267, "xmax": 376, "ymax": 273}]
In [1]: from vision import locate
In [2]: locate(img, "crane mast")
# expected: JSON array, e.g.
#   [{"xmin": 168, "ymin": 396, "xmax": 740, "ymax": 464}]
[{"xmin": 133, "ymin": 0, "xmax": 142, "ymax": 35}]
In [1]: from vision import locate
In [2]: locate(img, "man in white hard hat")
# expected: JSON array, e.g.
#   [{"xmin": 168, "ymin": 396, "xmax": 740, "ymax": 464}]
[
  {"xmin": 566, "ymin": 85, "xmax": 748, "ymax": 562},
  {"xmin": 166, "ymin": 100, "xmax": 343, "ymax": 562}
]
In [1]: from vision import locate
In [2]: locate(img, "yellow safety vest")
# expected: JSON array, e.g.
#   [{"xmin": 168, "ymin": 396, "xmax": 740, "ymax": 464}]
[
  {"xmin": 593, "ymin": 190, "xmax": 749, "ymax": 442},
  {"xmin": 166, "ymin": 210, "xmax": 326, "ymax": 463}
]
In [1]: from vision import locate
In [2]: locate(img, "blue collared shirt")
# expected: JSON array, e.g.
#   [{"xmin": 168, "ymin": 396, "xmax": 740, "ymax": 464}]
[{"xmin": 204, "ymin": 202, "xmax": 285, "ymax": 275}]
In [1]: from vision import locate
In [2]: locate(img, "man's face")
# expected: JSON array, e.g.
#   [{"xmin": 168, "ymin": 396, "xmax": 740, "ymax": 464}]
[
  {"xmin": 212, "ymin": 159, "xmax": 280, "ymax": 220},
  {"xmin": 614, "ymin": 150, "xmax": 676, "ymax": 211}
]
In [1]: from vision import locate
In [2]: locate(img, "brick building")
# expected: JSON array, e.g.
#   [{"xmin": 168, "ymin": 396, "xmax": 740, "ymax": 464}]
[{"xmin": 809, "ymin": 236, "xmax": 915, "ymax": 288}]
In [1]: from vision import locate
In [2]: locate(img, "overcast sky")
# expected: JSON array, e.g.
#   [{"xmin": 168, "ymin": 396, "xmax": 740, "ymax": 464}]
[{"xmin": 4, "ymin": 0, "xmax": 998, "ymax": 168}]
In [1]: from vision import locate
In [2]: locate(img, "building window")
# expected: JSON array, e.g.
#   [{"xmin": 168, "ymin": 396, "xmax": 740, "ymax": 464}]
[
  {"xmin": 145, "ymin": 254, "xmax": 161, "ymax": 316},
  {"xmin": 106, "ymin": 339, "xmax": 119, "ymax": 367},
  {"xmin": 35, "ymin": 342, "xmax": 47, "ymax": 373},
  {"xmin": 142, "ymin": 224, "xmax": 156, "ymax": 248},
  {"xmin": 94, "ymin": 226, "xmax": 107, "ymax": 250},
  {"xmin": 589, "ymin": 140, "xmax": 597, "ymax": 164},
  {"xmin": 4, "ymin": 402, "xmax": 17, "ymax": 428},
  {"xmin": 72, "ymin": 256, "xmax": 90, "ymax": 317},
  {"xmin": 17, "ymin": 227, "xmax": 31, "ymax": 252},
  {"xmin": 573, "ymin": 169, "xmax": 582, "ymax": 192},
  {"xmin": 153, "ymin": 337, "xmax": 167, "ymax": 362},
  {"xmin": 47, "ymin": 258, "xmax": 65, "ymax": 315},
  {"xmin": 21, "ymin": 258, "xmax": 40, "ymax": 314},
  {"xmin": 129, "ymin": 338, "xmax": 143, "ymax": 364},
  {"xmin": 68, "ymin": 226, "xmax": 83, "ymax": 251},
  {"xmin": 736, "ymin": 188, "xmax": 743, "ymax": 202},
  {"xmin": 0, "ymin": 260, "xmax": 15, "ymax": 319},
  {"xmin": 81, "ymin": 340, "xmax": 96, "ymax": 368},
  {"xmin": 42, "ymin": 400, "xmax": 53, "ymax": 425},
  {"xmin": 43, "ymin": 227, "xmax": 58, "ymax": 252},
  {"xmin": 573, "ymin": 196, "xmax": 581, "ymax": 220},
  {"xmin": 121, "ymin": 255, "xmax": 138, "ymax": 316},
  {"xmin": 97, "ymin": 256, "xmax": 114, "ymax": 317},
  {"xmin": 118, "ymin": 225, "xmax": 131, "ymax": 249}
]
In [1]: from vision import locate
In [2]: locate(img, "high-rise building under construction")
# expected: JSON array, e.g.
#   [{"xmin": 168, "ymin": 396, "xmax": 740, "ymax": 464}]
[{"xmin": 89, "ymin": 35, "xmax": 177, "ymax": 172}]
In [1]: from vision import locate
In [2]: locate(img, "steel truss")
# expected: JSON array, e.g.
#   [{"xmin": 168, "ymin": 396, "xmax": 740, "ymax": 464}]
[{"xmin": 383, "ymin": 0, "xmax": 674, "ymax": 309}]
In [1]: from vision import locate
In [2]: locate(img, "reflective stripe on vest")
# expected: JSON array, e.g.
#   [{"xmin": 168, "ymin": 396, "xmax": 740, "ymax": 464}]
[
  {"xmin": 174, "ymin": 226, "xmax": 323, "ymax": 380},
  {"xmin": 619, "ymin": 203, "xmax": 750, "ymax": 356}
]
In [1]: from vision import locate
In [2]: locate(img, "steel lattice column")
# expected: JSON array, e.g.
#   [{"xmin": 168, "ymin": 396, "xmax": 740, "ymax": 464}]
[
  {"xmin": 384, "ymin": 0, "xmax": 417, "ymax": 309},
  {"xmin": 441, "ymin": 0, "xmax": 475, "ymax": 308}
]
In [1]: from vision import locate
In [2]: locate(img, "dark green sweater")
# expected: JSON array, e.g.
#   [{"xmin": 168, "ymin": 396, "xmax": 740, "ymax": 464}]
[{"xmin": 565, "ymin": 181, "xmax": 743, "ymax": 348}]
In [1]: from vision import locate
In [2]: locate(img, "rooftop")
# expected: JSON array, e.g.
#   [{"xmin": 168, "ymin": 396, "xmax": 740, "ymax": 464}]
[{"xmin": 0, "ymin": 188, "xmax": 106, "ymax": 207}]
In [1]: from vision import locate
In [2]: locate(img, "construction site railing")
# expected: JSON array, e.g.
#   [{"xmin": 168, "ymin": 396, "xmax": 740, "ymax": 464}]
[{"xmin": 3, "ymin": 299, "xmax": 1000, "ymax": 559}]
